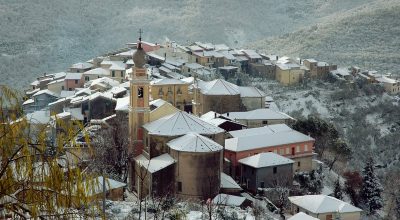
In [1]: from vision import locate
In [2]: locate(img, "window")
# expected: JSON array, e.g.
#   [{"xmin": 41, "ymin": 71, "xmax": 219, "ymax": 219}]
[
  {"xmin": 304, "ymin": 144, "xmax": 308, "ymax": 152},
  {"xmin": 177, "ymin": 182, "xmax": 182, "ymax": 192},
  {"xmin": 298, "ymin": 161, "xmax": 301, "ymax": 167},
  {"xmin": 68, "ymin": 88, "xmax": 72, "ymax": 91},
  {"xmin": 262, "ymin": 120, "xmax": 268, "ymax": 125},
  {"xmin": 61, "ymin": 86, "xmax": 64, "ymax": 90},
  {"xmin": 121, "ymin": 71, "xmax": 124, "ymax": 77},
  {"xmin": 138, "ymin": 87, "xmax": 144, "ymax": 98},
  {"xmin": 112, "ymin": 71, "xmax": 115, "ymax": 77},
  {"xmin": 75, "ymin": 80, "xmax": 78, "ymax": 84},
  {"xmin": 273, "ymin": 167, "xmax": 277, "ymax": 174},
  {"xmin": 296, "ymin": 145, "xmax": 300, "ymax": 153},
  {"xmin": 188, "ymin": 68, "xmax": 191, "ymax": 72},
  {"xmin": 85, "ymin": 76, "xmax": 89, "ymax": 81},
  {"xmin": 273, "ymin": 149, "xmax": 277, "ymax": 154},
  {"xmin": 286, "ymin": 147, "xmax": 290, "ymax": 155},
  {"xmin": 279, "ymin": 148, "xmax": 284, "ymax": 155},
  {"xmin": 252, "ymin": 168, "xmax": 255, "ymax": 175},
  {"xmin": 260, "ymin": 182, "xmax": 265, "ymax": 188},
  {"xmin": 292, "ymin": 147, "xmax": 295, "ymax": 155}
]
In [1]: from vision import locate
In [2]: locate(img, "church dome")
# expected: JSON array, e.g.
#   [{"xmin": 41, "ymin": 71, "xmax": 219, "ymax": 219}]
[{"xmin": 133, "ymin": 45, "xmax": 146, "ymax": 68}]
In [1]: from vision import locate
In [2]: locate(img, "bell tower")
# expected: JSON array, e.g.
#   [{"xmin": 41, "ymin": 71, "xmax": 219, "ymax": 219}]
[
  {"xmin": 129, "ymin": 29, "xmax": 150, "ymax": 158},
  {"xmin": 129, "ymin": 30, "xmax": 151, "ymax": 190}
]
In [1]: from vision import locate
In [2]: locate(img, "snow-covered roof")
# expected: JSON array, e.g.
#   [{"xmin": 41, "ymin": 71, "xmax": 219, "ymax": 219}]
[
  {"xmin": 331, "ymin": 68, "xmax": 351, "ymax": 77},
  {"xmin": 242, "ymin": 50, "xmax": 262, "ymax": 59},
  {"xmin": 117, "ymin": 49, "xmax": 136, "ymax": 57},
  {"xmin": 276, "ymin": 63, "xmax": 300, "ymax": 70},
  {"xmin": 115, "ymin": 96, "xmax": 129, "ymax": 112},
  {"xmin": 214, "ymin": 44, "xmax": 230, "ymax": 51},
  {"xmin": 60, "ymin": 91, "xmax": 76, "ymax": 98},
  {"xmin": 109, "ymin": 86, "xmax": 127, "ymax": 95},
  {"xmin": 304, "ymin": 59, "xmax": 317, "ymax": 63},
  {"xmin": 288, "ymin": 195, "xmax": 362, "ymax": 214},
  {"xmin": 229, "ymin": 124, "xmax": 292, "ymax": 138},
  {"xmin": 32, "ymin": 89, "xmax": 58, "ymax": 98},
  {"xmin": 221, "ymin": 173, "xmax": 241, "ymax": 190},
  {"xmin": 147, "ymin": 52, "xmax": 165, "ymax": 61},
  {"xmin": 239, "ymin": 152, "xmax": 294, "ymax": 168},
  {"xmin": 219, "ymin": 51, "xmax": 236, "ymax": 60},
  {"xmin": 143, "ymin": 111, "xmax": 224, "ymax": 136},
  {"xmin": 79, "ymin": 176, "xmax": 126, "ymax": 197},
  {"xmin": 188, "ymin": 45, "xmax": 203, "ymax": 52},
  {"xmin": 225, "ymin": 130, "xmax": 314, "ymax": 152},
  {"xmin": 70, "ymin": 62, "xmax": 92, "ymax": 69},
  {"xmin": 239, "ymin": 86, "xmax": 266, "ymax": 97},
  {"xmin": 47, "ymin": 78, "xmax": 65, "ymax": 86},
  {"xmin": 288, "ymin": 212, "xmax": 319, "ymax": 220},
  {"xmin": 23, "ymin": 99, "xmax": 34, "ymax": 105},
  {"xmin": 223, "ymin": 108, "xmax": 293, "ymax": 121},
  {"xmin": 101, "ymin": 60, "xmax": 126, "ymax": 71},
  {"xmin": 198, "ymin": 79, "xmax": 240, "ymax": 95},
  {"xmin": 150, "ymin": 99, "xmax": 167, "ymax": 109},
  {"xmin": 317, "ymin": 62, "xmax": 329, "ymax": 67},
  {"xmin": 185, "ymin": 63, "xmax": 204, "ymax": 69},
  {"xmin": 53, "ymin": 71, "xmax": 67, "ymax": 79},
  {"xmin": 167, "ymin": 132, "xmax": 223, "ymax": 153},
  {"xmin": 151, "ymin": 78, "xmax": 187, "ymax": 85},
  {"xmin": 135, "ymin": 153, "xmax": 176, "ymax": 173},
  {"xmin": 212, "ymin": 194, "xmax": 246, "ymax": 207},
  {"xmin": 65, "ymin": 72, "xmax": 83, "ymax": 80},
  {"xmin": 25, "ymin": 110, "xmax": 51, "ymax": 124},
  {"xmin": 84, "ymin": 67, "xmax": 110, "ymax": 75},
  {"xmin": 88, "ymin": 77, "xmax": 120, "ymax": 88},
  {"xmin": 375, "ymin": 76, "xmax": 398, "ymax": 84},
  {"xmin": 159, "ymin": 66, "xmax": 172, "ymax": 73}
]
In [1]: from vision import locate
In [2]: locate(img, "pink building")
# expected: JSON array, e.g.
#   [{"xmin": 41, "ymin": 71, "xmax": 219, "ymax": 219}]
[
  {"xmin": 224, "ymin": 124, "xmax": 315, "ymax": 178},
  {"xmin": 65, "ymin": 73, "xmax": 84, "ymax": 91}
]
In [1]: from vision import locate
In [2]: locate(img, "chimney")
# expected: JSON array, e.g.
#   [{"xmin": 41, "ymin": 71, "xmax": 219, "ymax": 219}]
[
  {"xmin": 276, "ymin": 56, "xmax": 278, "ymax": 61},
  {"xmin": 164, "ymin": 52, "xmax": 167, "ymax": 60},
  {"xmin": 227, "ymin": 112, "xmax": 230, "ymax": 117},
  {"xmin": 214, "ymin": 112, "xmax": 217, "ymax": 118}
]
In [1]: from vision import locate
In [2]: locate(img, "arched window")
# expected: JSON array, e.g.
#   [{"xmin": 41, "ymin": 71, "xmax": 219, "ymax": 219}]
[{"xmin": 138, "ymin": 87, "xmax": 144, "ymax": 98}]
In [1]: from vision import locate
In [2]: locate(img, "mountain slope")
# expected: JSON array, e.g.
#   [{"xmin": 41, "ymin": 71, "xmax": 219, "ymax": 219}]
[
  {"xmin": 0, "ymin": 0, "xmax": 373, "ymax": 88},
  {"xmin": 251, "ymin": 0, "xmax": 400, "ymax": 74}
]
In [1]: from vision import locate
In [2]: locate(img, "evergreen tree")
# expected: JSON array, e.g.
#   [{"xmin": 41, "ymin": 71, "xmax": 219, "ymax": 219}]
[
  {"xmin": 395, "ymin": 195, "xmax": 400, "ymax": 219},
  {"xmin": 360, "ymin": 157, "xmax": 383, "ymax": 215},
  {"xmin": 333, "ymin": 177, "xmax": 343, "ymax": 200}
]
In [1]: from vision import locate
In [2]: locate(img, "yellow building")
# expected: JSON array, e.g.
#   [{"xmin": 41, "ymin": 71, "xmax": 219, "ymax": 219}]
[
  {"xmin": 150, "ymin": 78, "xmax": 191, "ymax": 111},
  {"xmin": 276, "ymin": 63, "xmax": 305, "ymax": 86}
]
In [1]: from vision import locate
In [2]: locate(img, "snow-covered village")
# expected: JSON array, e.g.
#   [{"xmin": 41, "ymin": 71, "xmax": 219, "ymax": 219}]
[
  {"xmin": 2, "ymin": 31, "xmax": 399, "ymax": 219},
  {"xmin": 2, "ymin": 1, "xmax": 400, "ymax": 219}
]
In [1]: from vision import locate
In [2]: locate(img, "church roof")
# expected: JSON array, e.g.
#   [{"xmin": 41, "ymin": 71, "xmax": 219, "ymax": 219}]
[
  {"xmin": 143, "ymin": 111, "xmax": 224, "ymax": 136},
  {"xmin": 197, "ymin": 79, "xmax": 240, "ymax": 95},
  {"xmin": 167, "ymin": 132, "xmax": 223, "ymax": 153}
]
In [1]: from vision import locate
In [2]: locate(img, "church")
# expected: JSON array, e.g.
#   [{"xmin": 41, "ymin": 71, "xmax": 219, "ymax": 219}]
[{"xmin": 128, "ymin": 35, "xmax": 224, "ymax": 200}]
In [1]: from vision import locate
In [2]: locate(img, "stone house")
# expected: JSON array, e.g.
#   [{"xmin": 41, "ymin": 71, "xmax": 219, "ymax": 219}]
[{"xmin": 239, "ymin": 152, "xmax": 294, "ymax": 192}]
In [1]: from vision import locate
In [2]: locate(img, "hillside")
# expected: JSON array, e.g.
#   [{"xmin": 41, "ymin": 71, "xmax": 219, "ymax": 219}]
[
  {"xmin": 0, "ymin": 0, "xmax": 373, "ymax": 89},
  {"xmin": 251, "ymin": 0, "xmax": 400, "ymax": 74}
]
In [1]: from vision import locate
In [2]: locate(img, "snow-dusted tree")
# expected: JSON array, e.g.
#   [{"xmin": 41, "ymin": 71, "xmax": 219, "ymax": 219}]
[
  {"xmin": 333, "ymin": 177, "xmax": 343, "ymax": 200},
  {"xmin": 0, "ymin": 86, "xmax": 98, "ymax": 219},
  {"xmin": 360, "ymin": 157, "xmax": 383, "ymax": 215},
  {"xmin": 89, "ymin": 114, "xmax": 129, "ymax": 182}
]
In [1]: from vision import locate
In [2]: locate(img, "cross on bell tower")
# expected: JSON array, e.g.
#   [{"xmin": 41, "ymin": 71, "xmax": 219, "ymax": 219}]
[{"xmin": 138, "ymin": 29, "xmax": 143, "ymax": 49}]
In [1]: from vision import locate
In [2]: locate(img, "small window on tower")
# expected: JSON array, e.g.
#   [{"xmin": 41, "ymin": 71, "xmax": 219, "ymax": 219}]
[{"xmin": 138, "ymin": 87, "xmax": 144, "ymax": 98}]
